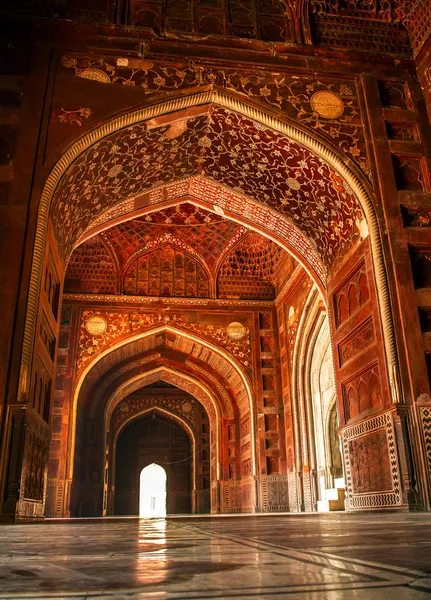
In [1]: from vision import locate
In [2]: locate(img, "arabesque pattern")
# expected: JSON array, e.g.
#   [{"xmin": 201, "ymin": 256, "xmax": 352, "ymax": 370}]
[
  {"xmin": 77, "ymin": 309, "xmax": 252, "ymax": 373},
  {"xmin": 51, "ymin": 106, "xmax": 363, "ymax": 268}
]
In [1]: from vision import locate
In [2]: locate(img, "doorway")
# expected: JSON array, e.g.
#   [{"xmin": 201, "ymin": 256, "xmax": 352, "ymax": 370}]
[
  {"xmin": 114, "ymin": 411, "xmax": 192, "ymax": 515},
  {"xmin": 139, "ymin": 463, "xmax": 167, "ymax": 518}
]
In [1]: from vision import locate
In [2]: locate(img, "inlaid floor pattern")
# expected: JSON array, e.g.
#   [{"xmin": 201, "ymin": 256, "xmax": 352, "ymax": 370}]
[{"xmin": 1, "ymin": 513, "xmax": 431, "ymax": 599}]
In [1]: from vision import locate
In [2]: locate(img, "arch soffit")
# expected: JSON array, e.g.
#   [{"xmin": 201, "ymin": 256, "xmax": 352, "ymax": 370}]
[
  {"xmin": 80, "ymin": 178, "xmax": 324, "ymax": 289},
  {"xmin": 114, "ymin": 405, "xmax": 196, "ymax": 453},
  {"xmin": 70, "ymin": 323, "xmax": 255, "ymax": 479},
  {"xmin": 293, "ymin": 292, "xmax": 325, "ymax": 465},
  {"xmin": 21, "ymin": 88, "xmax": 398, "ymax": 409},
  {"xmin": 52, "ymin": 102, "xmax": 363, "ymax": 265},
  {"xmin": 104, "ymin": 366, "xmax": 220, "ymax": 428},
  {"xmin": 81, "ymin": 334, "xmax": 241, "ymax": 421}
]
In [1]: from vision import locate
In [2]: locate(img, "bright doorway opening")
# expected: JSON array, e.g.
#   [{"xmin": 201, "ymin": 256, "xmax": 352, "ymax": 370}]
[{"xmin": 139, "ymin": 463, "xmax": 167, "ymax": 518}]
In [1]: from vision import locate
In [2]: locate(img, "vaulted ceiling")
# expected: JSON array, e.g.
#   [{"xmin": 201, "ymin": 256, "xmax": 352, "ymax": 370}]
[
  {"xmin": 52, "ymin": 106, "xmax": 362, "ymax": 271},
  {"xmin": 65, "ymin": 201, "xmax": 297, "ymax": 300}
]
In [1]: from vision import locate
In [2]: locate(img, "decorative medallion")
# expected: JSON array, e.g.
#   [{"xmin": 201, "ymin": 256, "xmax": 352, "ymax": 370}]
[
  {"xmin": 119, "ymin": 400, "xmax": 129, "ymax": 412},
  {"xmin": 85, "ymin": 315, "xmax": 107, "ymax": 335},
  {"xmin": 310, "ymin": 91, "xmax": 344, "ymax": 119},
  {"xmin": 226, "ymin": 322, "xmax": 248, "ymax": 340},
  {"xmin": 182, "ymin": 402, "xmax": 192, "ymax": 413},
  {"xmin": 77, "ymin": 68, "xmax": 111, "ymax": 84}
]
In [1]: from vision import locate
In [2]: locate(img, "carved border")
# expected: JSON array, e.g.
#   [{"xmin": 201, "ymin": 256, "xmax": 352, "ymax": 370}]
[
  {"xmin": 20, "ymin": 89, "xmax": 400, "ymax": 410},
  {"xmin": 262, "ymin": 475, "xmax": 290, "ymax": 512},
  {"xmin": 419, "ymin": 406, "xmax": 431, "ymax": 484},
  {"xmin": 341, "ymin": 410, "xmax": 401, "ymax": 509},
  {"xmin": 63, "ymin": 292, "xmax": 274, "ymax": 307}
]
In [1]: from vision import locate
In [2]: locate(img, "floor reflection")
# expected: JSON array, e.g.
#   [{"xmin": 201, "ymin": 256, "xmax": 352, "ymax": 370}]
[{"xmin": 0, "ymin": 514, "xmax": 430, "ymax": 599}]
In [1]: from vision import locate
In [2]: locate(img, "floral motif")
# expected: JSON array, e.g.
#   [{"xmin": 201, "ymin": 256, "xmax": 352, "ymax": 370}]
[
  {"xmin": 51, "ymin": 107, "xmax": 362, "ymax": 270},
  {"xmin": 55, "ymin": 107, "xmax": 92, "ymax": 126},
  {"xmin": 77, "ymin": 308, "xmax": 252, "ymax": 373},
  {"xmin": 60, "ymin": 55, "xmax": 369, "ymax": 173}
]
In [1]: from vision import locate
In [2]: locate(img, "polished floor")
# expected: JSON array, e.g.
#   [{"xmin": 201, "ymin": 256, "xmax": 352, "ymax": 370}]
[{"xmin": 1, "ymin": 513, "xmax": 431, "ymax": 599}]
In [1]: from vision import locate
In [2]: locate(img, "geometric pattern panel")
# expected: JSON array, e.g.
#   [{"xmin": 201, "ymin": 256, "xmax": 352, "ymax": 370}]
[
  {"xmin": 123, "ymin": 246, "xmax": 209, "ymax": 298},
  {"xmin": 64, "ymin": 237, "xmax": 116, "ymax": 294},
  {"xmin": 102, "ymin": 211, "xmax": 244, "ymax": 268},
  {"xmin": 419, "ymin": 406, "xmax": 431, "ymax": 486}
]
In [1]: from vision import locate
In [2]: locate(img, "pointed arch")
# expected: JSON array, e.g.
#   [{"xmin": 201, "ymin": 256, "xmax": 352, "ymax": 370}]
[
  {"xmin": 69, "ymin": 323, "xmax": 255, "ymax": 480},
  {"xmin": 102, "ymin": 366, "xmax": 222, "ymax": 480},
  {"xmin": 19, "ymin": 87, "xmax": 400, "ymax": 414}
]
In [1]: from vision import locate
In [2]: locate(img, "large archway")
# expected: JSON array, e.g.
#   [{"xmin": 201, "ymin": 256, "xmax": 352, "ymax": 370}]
[
  {"xmin": 20, "ymin": 91, "xmax": 400, "ymax": 402},
  {"xmin": 8, "ymin": 89, "xmax": 420, "ymax": 521}
]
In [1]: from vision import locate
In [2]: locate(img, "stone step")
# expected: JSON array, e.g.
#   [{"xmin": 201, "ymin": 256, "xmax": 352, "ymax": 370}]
[{"xmin": 317, "ymin": 487, "xmax": 345, "ymax": 512}]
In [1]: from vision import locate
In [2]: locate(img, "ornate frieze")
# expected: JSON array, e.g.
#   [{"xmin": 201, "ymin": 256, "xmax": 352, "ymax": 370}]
[
  {"xmin": 61, "ymin": 54, "xmax": 369, "ymax": 175},
  {"xmin": 77, "ymin": 308, "xmax": 252, "ymax": 372}
]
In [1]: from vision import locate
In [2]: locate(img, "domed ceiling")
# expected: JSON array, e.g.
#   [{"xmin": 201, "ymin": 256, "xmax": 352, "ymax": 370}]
[{"xmin": 64, "ymin": 201, "xmax": 297, "ymax": 300}]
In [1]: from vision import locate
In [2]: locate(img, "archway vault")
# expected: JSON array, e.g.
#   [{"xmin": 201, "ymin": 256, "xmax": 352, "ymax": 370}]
[
  {"xmin": 21, "ymin": 86, "xmax": 400, "ymax": 413},
  {"xmin": 71, "ymin": 323, "xmax": 255, "ymax": 480},
  {"xmin": 104, "ymin": 366, "xmax": 222, "ymax": 479},
  {"xmin": 114, "ymin": 406, "xmax": 197, "ymax": 490}
]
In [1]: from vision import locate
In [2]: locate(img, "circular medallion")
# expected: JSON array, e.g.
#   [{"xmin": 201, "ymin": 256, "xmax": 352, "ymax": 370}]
[
  {"xmin": 85, "ymin": 316, "xmax": 107, "ymax": 336},
  {"xmin": 77, "ymin": 68, "xmax": 111, "ymax": 84},
  {"xmin": 310, "ymin": 91, "xmax": 344, "ymax": 119},
  {"xmin": 119, "ymin": 400, "xmax": 129, "ymax": 413},
  {"xmin": 226, "ymin": 322, "xmax": 248, "ymax": 340},
  {"xmin": 182, "ymin": 401, "xmax": 192, "ymax": 413}
]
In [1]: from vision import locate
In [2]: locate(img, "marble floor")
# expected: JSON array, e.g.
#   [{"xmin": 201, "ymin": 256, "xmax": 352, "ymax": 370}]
[{"xmin": 1, "ymin": 513, "xmax": 431, "ymax": 599}]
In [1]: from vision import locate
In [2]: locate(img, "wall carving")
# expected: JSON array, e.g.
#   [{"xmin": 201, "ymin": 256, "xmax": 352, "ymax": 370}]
[
  {"xmin": 39, "ymin": 311, "xmax": 56, "ymax": 360},
  {"xmin": 342, "ymin": 362, "xmax": 382, "ymax": 421},
  {"xmin": 77, "ymin": 309, "xmax": 252, "ymax": 372},
  {"xmin": 342, "ymin": 411, "xmax": 401, "ymax": 509},
  {"xmin": 55, "ymin": 107, "xmax": 92, "ymax": 127},
  {"xmin": 63, "ymin": 292, "xmax": 274, "ymax": 308},
  {"xmin": 334, "ymin": 261, "xmax": 370, "ymax": 327},
  {"xmin": 21, "ymin": 415, "xmax": 50, "ymax": 502},
  {"xmin": 111, "ymin": 395, "xmax": 197, "ymax": 429},
  {"xmin": 221, "ymin": 477, "xmax": 256, "ymax": 512},
  {"xmin": 338, "ymin": 317, "xmax": 375, "ymax": 366},
  {"xmin": 348, "ymin": 429, "xmax": 392, "ymax": 494}
]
